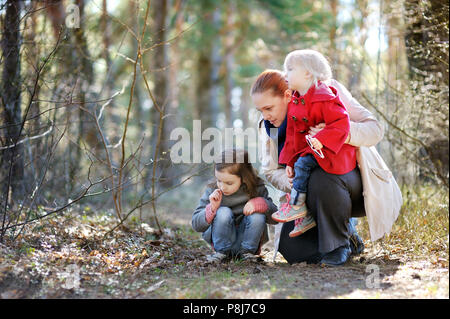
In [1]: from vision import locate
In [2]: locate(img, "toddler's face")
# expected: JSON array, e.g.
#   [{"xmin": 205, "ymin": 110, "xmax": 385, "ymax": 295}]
[
  {"xmin": 285, "ymin": 64, "xmax": 311, "ymax": 92},
  {"xmin": 215, "ymin": 169, "xmax": 242, "ymax": 196}
]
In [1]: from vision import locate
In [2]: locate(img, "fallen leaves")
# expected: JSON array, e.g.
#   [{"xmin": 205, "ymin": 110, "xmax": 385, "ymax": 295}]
[
  {"xmin": 0, "ymin": 210, "xmax": 208, "ymax": 298},
  {"xmin": 1, "ymin": 289, "xmax": 24, "ymax": 299},
  {"xmin": 0, "ymin": 190, "xmax": 447, "ymax": 299}
]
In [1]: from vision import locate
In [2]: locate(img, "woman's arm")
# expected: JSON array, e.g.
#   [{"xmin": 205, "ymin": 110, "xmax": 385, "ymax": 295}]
[
  {"xmin": 328, "ymin": 79, "xmax": 384, "ymax": 147},
  {"xmin": 258, "ymin": 118, "xmax": 292, "ymax": 194}
]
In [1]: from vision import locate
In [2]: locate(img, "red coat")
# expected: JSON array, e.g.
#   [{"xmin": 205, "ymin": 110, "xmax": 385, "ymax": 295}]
[{"xmin": 279, "ymin": 81, "xmax": 356, "ymax": 175}]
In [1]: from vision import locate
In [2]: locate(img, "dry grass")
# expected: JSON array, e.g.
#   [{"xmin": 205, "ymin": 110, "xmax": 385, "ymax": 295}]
[{"xmin": 358, "ymin": 184, "xmax": 448, "ymax": 267}]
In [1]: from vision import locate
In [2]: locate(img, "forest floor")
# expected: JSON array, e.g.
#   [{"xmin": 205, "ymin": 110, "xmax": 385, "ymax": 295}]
[{"xmin": 0, "ymin": 193, "xmax": 448, "ymax": 299}]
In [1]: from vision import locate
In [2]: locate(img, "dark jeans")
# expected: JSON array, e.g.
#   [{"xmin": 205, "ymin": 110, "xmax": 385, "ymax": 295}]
[
  {"xmin": 293, "ymin": 154, "xmax": 319, "ymax": 193},
  {"xmin": 278, "ymin": 166, "xmax": 365, "ymax": 264}
]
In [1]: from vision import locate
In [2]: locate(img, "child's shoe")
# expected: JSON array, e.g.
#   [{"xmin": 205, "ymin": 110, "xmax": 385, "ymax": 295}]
[
  {"xmin": 206, "ymin": 251, "xmax": 228, "ymax": 263},
  {"xmin": 272, "ymin": 202, "xmax": 308, "ymax": 223},
  {"xmin": 240, "ymin": 252, "xmax": 259, "ymax": 262},
  {"xmin": 289, "ymin": 215, "xmax": 316, "ymax": 237}
]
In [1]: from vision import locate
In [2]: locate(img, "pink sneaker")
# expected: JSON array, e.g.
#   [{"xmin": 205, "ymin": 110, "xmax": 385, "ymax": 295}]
[
  {"xmin": 271, "ymin": 194, "xmax": 308, "ymax": 223},
  {"xmin": 289, "ymin": 215, "xmax": 316, "ymax": 237}
]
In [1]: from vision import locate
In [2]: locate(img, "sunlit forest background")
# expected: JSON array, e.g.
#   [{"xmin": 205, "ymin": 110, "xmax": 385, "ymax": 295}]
[{"xmin": 0, "ymin": 0, "xmax": 448, "ymax": 238}]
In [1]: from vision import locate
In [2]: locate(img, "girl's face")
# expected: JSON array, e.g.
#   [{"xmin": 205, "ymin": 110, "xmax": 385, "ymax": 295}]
[
  {"xmin": 215, "ymin": 169, "xmax": 242, "ymax": 196},
  {"xmin": 252, "ymin": 90, "xmax": 291, "ymax": 127},
  {"xmin": 285, "ymin": 63, "xmax": 312, "ymax": 93}
]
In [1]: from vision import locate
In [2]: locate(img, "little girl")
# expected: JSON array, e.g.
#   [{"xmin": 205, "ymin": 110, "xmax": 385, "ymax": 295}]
[
  {"xmin": 271, "ymin": 49, "xmax": 357, "ymax": 237},
  {"xmin": 192, "ymin": 149, "xmax": 278, "ymax": 262}
]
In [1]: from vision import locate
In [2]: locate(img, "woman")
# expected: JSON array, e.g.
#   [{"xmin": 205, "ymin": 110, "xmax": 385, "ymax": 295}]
[{"xmin": 251, "ymin": 69, "xmax": 384, "ymax": 266}]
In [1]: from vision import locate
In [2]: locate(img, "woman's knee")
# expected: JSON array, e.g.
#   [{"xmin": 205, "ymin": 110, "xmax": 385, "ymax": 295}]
[
  {"xmin": 306, "ymin": 169, "xmax": 351, "ymax": 216},
  {"xmin": 308, "ymin": 169, "xmax": 339, "ymax": 195}
]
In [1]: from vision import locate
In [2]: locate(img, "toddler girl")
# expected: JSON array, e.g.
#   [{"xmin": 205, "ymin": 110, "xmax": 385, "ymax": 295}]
[
  {"xmin": 192, "ymin": 149, "xmax": 278, "ymax": 262},
  {"xmin": 272, "ymin": 49, "xmax": 357, "ymax": 237}
]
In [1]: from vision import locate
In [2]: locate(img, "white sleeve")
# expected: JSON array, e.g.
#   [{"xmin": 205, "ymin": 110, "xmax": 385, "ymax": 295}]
[
  {"xmin": 328, "ymin": 79, "xmax": 384, "ymax": 147},
  {"xmin": 258, "ymin": 118, "xmax": 292, "ymax": 193}
]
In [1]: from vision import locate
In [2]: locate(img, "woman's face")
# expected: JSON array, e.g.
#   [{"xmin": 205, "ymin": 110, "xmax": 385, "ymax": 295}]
[{"xmin": 252, "ymin": 90, "xmax": 290, "ymax": 127}]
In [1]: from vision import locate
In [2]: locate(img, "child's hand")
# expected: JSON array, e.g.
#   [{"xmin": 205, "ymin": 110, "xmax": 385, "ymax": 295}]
[
  {"xmin": 243, "ymin": 201, "xmax": 255, "ymax": 216},
  {"xmin": 308, "ymin": 123, "xmax": 326, "ymax": 137},
  {"xmin": 285, "ymin": 166, "xmax": 294, "ymax": 178},
  {"xmin": 310, "ymin": 137, "xmax": 323, "ymax": 150},
  {"xmin": 209, "ymin": 189, "xmax": 222, "ymax": 212}
]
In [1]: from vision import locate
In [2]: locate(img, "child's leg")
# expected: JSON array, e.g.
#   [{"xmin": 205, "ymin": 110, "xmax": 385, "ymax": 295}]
[
  {"xmin": 239, "ymin": 213, "xmax": 266, "ymax": 255},
  {"xmin": 211, "ymin": 207, "xmax": 236, "ymax": 254},
  {"xmin": 291, "ymin": 154, "xmax": 319, "ymax": 205},
  {"xmin": 272, "ymin": 155, "xmax": 319, "ymax": 223},
  {"xmin": 288, "ymin": 155, "xmax": 319, "ymax": 237}
]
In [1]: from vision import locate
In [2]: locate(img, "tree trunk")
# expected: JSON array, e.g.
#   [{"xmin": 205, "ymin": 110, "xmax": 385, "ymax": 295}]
[
  {"xmin": 147, "ymin": 0, "xmax": 176, "ymax": 190},
  {"xmin": 329, "ymin": 0, "xmax": 339, "ymax": 79},
  {"xmin": 160, "ymin": 0, "xmax": 186, "ymax": 188},
  {"xmin": 168, "ymin": 0, "xmax": 184, "ymax": 120},
  {"xmin": 403, "ymin": 0, "xmax": 449, "ymax": 85},
  {"xmin": 44, "ymin": 0, "xmax": 77, "ymax": 195},
  {"xmin": 348, "ymin": 0, "xmax": 369, "ymax": 91},
  {"xmin": 0, "ymin": 0, "xmax": 25, "ymax": 207},
  {"xmin": 194, "ymin": 3, "xmax": 221, "ymax": 129},
  {"xmin": 385, "ymin": 0, "xmax": 408, "ymax": 87},
  {"xmin": 74, "ymin": 0, "xmax": 95, "ymax": 146},
  {"xmin": 24, "ymin": 1, "xmax": 43, "ymax": 186},
  {"xmin": 45, "ymin": 0, "xmax": 65, "ymax": 39},
  {"xmin": 132, "ymin": 0, "xmax": 145, "ymax": 136},
  {"xmin": 210, "ymin": 7, "xmax": 222, "ymax": 127},
  {"xmin": 101, "ymin": 0, "xmax": 112, "ymax": 74},
  {"xmin": 223, "ymin": 3, "xmax": 234, "ymax": 128},
  {"xmin": 100, "ymin": 0, "xmax": 114, "ymax": 122}
]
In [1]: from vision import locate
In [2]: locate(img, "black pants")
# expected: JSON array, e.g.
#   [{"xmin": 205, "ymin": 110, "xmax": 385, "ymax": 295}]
[{"xmin": 278, "ymin": 167, "xmax": 366, "ymax": 264}]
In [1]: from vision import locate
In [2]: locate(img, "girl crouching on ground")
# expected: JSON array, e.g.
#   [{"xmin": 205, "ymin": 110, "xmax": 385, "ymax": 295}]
[{"xmin": 191, "ymin": 149, "xmax": 278, "ymax": 262}]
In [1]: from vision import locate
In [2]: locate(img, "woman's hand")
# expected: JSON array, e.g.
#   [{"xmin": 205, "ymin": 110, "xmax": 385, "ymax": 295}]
[{"xmin": 209, "ymin": 189, "xmax": 222, "ymax": 212}]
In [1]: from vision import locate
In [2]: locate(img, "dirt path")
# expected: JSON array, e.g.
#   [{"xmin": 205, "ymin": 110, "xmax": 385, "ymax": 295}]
[{"xmin": 158, "ymin": 201, "xmax": 449, "ymax": 299}]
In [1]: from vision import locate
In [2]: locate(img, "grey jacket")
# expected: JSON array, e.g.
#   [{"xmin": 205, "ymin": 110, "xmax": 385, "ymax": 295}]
[{"xmin": 191, "ymin": 180, "xmax": 278, "ymax": 246}]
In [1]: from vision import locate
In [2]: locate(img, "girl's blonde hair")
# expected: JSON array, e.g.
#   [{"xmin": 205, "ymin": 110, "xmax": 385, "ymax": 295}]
[
  {"xmin": 284, "ymin": 49, "xmax": 332, "ymax": 87},
  {"xmin": 207, "ymin": 149, "xmax": 261, "ymax": 198}
]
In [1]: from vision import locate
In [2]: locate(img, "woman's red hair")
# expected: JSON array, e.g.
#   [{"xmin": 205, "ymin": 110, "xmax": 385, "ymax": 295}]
[{"xmin": 250, "ymin": 69, "xmax": 288, "ymax": 97}]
